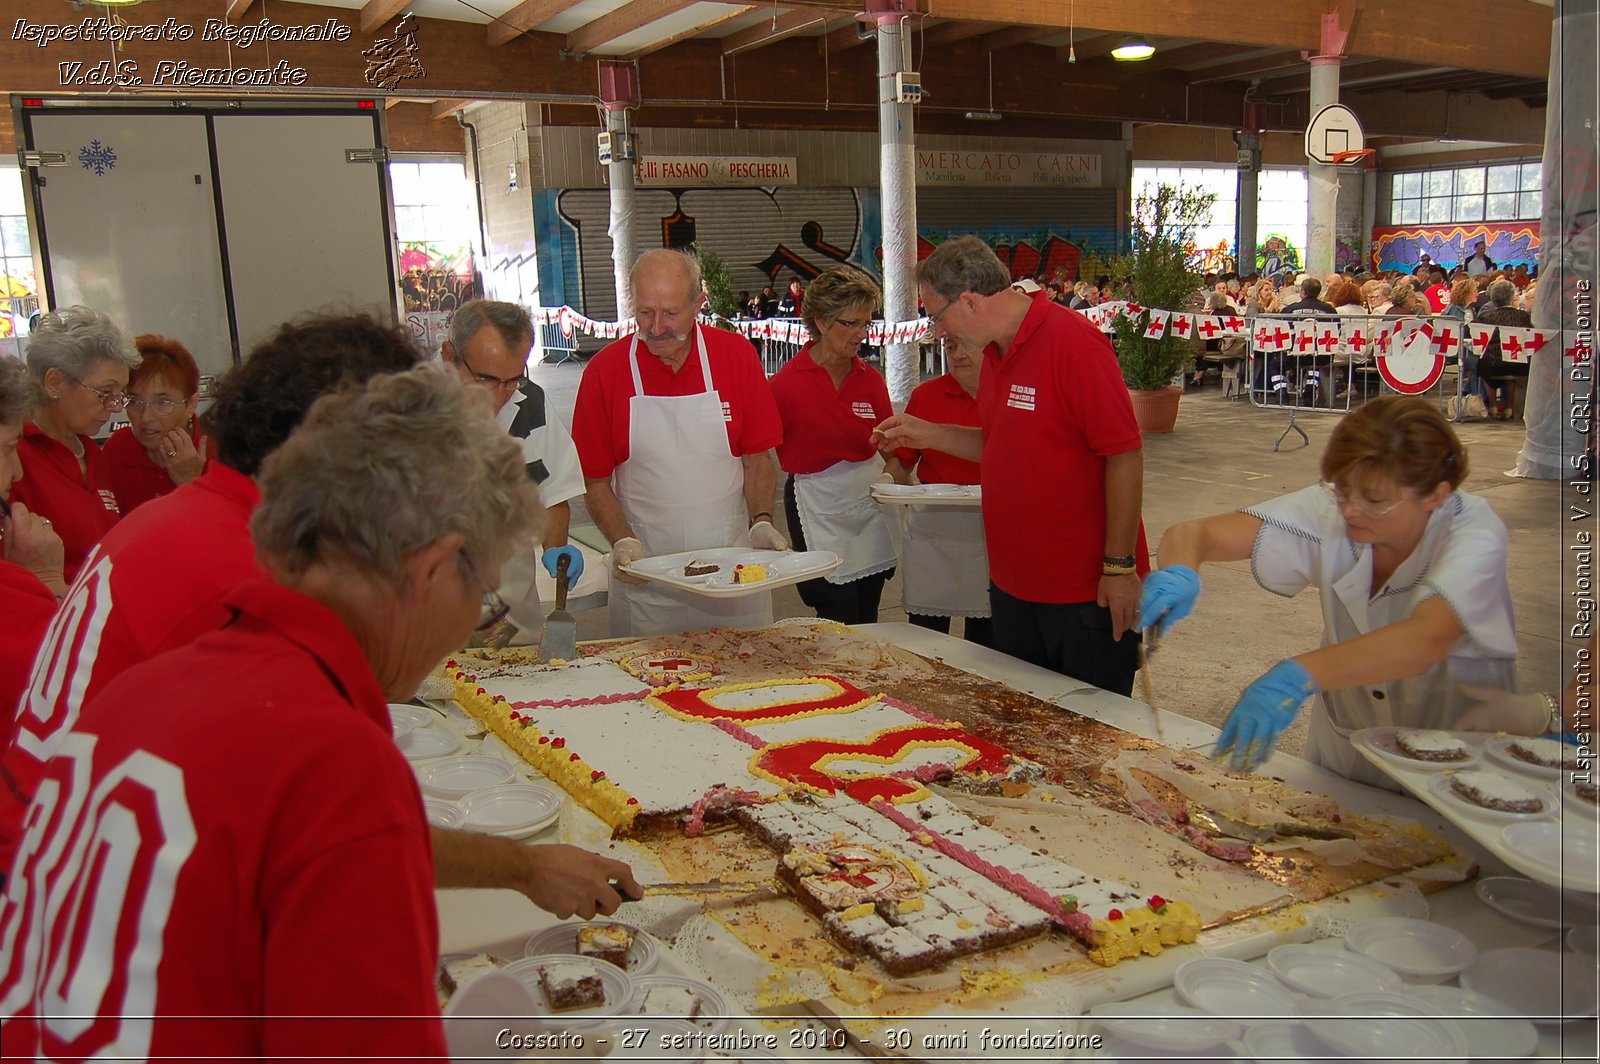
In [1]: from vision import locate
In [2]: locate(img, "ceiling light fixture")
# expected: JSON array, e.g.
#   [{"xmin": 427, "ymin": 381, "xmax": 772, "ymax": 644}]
[{"xmin": 1111, "ymin": 38, "xmax": 1156, "ymax": 62}]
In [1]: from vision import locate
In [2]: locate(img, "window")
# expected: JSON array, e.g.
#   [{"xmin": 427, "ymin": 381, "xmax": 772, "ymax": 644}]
[
  {"xmin": 1, "ymin": 163, "xmax": 38, "ymax": 361},
  {"xmin": 1390, "ymin": 160, "xmax": 1541, "ymax": 225},
  {"xmin": 1256, "ymin": 169, "xmax": 1309, "ymax": 274},
  {"xmin": 1131, "ymin": 165, "xmax": 1239, "ymax": 265},
  {"xmin": 388, "ymin": 159, "xmax": 482, "ymax": 315}
]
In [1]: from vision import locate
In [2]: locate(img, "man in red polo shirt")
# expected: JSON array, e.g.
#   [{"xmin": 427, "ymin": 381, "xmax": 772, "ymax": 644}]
[
  {"xmin": 573, "ymin": 248, "xmax": 785, "ymax": 637},
  {"xmin": 876, "ymin": 236, "xmax": 1149, "ymax": 695}
]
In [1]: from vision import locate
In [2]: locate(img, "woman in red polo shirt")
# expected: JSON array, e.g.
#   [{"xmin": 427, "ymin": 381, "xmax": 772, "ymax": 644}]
[
  {"xmin": 103, "ymin": 334, "xmax": 207, "ymax": 514},
  {"xmin": 770, "ymin": 266, "xmax": 904, "ymax": 624},
  {"xmin": 894, "ymin": 339, "xmax": 990, "ymax": 646},
  {"xmin": 12, "ymin": 306, "xmax": 140, "ymax": 582}
]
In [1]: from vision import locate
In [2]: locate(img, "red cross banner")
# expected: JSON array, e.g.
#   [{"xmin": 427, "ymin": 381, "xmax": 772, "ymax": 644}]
[
  {"xmin": 1168, "ymin": 313, "xmax": 1194, "ymax": 338},
  {"xmin": 1429, "ymin": 320, "xmax": 1461, "ymax": 358},
  {"xmin": 1293, "ymin": 320, "xmax": 1320, "ymax": 355},
  {"xmin": 1143, "ymin": 309, "xmax": 1171, "ymax": 340},
  {"xmin": 1468, "ymin": 322, "xmax": 1498, "ymax": 353},
  {"xmin": 1221, "ymin": 314, "xmax": 1247, "ymax": 335},
  {"xmin": 1317, "ymin": 323, "xmax": 1341, "ymax": 354},
  {"xmin": 1256, "ymin": 322, "xmax": 1290, "ymax": 352},
  {"xmin": 1341, "ymin": 321, "xmax": 1370, "ymax": 352},
  {"xmin": 1197, "ymin": 316, "xmax": 1222, "ymax": 340},
  {"xmin": 1499, "ymin": 327, "xmax": 1532, "ymax": 363}
]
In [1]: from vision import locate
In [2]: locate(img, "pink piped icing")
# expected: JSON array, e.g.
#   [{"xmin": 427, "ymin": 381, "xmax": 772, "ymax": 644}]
[
  {"xmin": 711, "ymin": 717, "xmax": 767, "ymax": 749},
  {"xmin": 869, "ymin": 799, "xmax": 1068, "ymax": 926},
  {"xmin": 510, "ymin": 688, "xmax": 652, "ymax": 709},
  {"xmin": 891, "ymin": 763, "xmax": 954, "ymax": 784},
  {"xmin": 683, "ymin": 785, "xmax": 766, "ymax": 837},
  {"xmin": 877, "ymin": 695, "xmax": 944, "ymax": 724}
]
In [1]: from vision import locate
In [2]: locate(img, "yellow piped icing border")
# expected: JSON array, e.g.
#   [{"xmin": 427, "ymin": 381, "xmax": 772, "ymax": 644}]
[
  {"xmin": 449, "ymin": 669, "xmax": 640, "ymax": 831},
  {"xmin": 1085, "ymin": 900, "xmax": 1201, "ymax": 967}
]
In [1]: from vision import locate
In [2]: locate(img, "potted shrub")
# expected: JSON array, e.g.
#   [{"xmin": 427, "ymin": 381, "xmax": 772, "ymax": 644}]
[
  {"xmin": 692, "ymin": 242, "xmax": 741, "ymax": 322},
  {"xmin": 1109, "ymin": 183, "xmax": 1216, "ymax": 433}
]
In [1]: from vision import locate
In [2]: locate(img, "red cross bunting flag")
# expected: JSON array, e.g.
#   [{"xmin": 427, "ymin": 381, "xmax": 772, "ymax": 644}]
[
  {"xmin": 1143, "ymin": 309, "xmax": 1171, "ymax": 339},
  {"xmin": 1197, "ymin": 316, "xmax": 1222, "ymax": 339},
  {"xmin": 1221, "ymin": 314, "xmax": 1247, "ymax": 335},
  {"xmin": 1256, "ymin": 321, "xmax": 1290, "ymax": 352},
  {"xmin": 1377, "ymin": 319, "xmax": 1447, "ymax": 394},
  {"xmin": 1342, "ymin": 321, "xmax": 1370, "ymax": 351},
  {"xmin": 1168, "ymin": 313, "xmax": 1194, "ymax": 338},
  {"xmin": 1429, "ymin": 320, "xmax": 1461, "ymax": 358},
  {"xmin": 1499, "ymin": 327, "xmax": 1532, "ymax": 362},
  {"xmin": 1317, "ymin": 322, "xmax": 1341, "ymax": 354},
  {"xmin": 1293, "ymin": 320, "xmax": 1320, "ymax": 355},
  {"xmin": 1468, "ymin": 322, "xmax": 1497, "ymax": 353}
]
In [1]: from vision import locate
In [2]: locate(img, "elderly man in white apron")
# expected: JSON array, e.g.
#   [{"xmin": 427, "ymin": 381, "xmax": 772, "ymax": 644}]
[
  {"xmin": 1138, "ymin": 396, "xmax": 1517, "ymax": 788},
  {"xmin": 575, "ymin": 249, "xmax": 787, "ymax": 638}
]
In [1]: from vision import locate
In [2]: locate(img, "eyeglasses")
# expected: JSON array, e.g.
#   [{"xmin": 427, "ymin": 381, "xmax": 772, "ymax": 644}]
[
  {"xmin": 456, "ymin": 348, "xmax": 529, "ymax": 394},
  {"xmin": 66, "ymin": 374, "xmax": 128, "ymax": 411},
  {"xmin": 924, "ymin": 298, "xmax": 959, "ymax": 327},
  {"xmin": 833, "ymin": 317, "xmax": 872, "ymax": 333},
  {"xmin": 1322, "ymin": 482, "xmax": 1407, "ymax": 520},
  {"xmin": 125, "ymin": 396, "xmax": 186, "ymax": 416},
  {"xmin": 460, "ymin": 551, "xmax": 511, "ymax": 632}
]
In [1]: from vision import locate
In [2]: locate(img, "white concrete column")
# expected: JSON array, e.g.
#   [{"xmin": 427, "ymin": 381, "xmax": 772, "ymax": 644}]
[
  {"xmin": 605, "ymin": 107, "xmax": 636, "ymax": 321},
  {"xmin": 1236, "ymin": 131, "xmax": 1260, "ymax": 275},
  {"xmin": 874, "ymin": 10, "xmax": 918, "ymax": 402},
  {"xmin": 1306, "ymin": 57, "xmax": 1342, "ymax": 277}
]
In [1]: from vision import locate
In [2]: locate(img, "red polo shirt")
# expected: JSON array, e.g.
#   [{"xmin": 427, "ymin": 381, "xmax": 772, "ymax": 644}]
[
  {"xmin": 0, "ymin": 578, "xmax": 445, "ymax": 1062},
  {"xmin": 896, "ymin": 373, "xmax": 982, "ymax": 485},
  {"xmin": 0, "ymin": 560, "xmax": 55, "ymax": 751},
  {"xmin": 0, "ymin": 462, "xmax": 263, "ymax": 872},
  {"xmin": 769, "ymin": 344, "xmax": 894, "ymax": 475},
  {"xmin": 572, "ymin": 325, "xmax": 783, "ymax": 479},
  {"xmin": 9, "ymin": 424, "xmax": 120, "ymax": 583},
  {"xmin": 102, "ymin": 423, "xmax": 209, "ymax": 515},
  {"xmin": 978, "ymin": 295, "xmax": 1149, "ymax": 602}
]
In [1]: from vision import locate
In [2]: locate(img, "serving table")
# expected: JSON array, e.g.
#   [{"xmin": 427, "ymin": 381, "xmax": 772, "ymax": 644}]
[{"xmin": 433, "ymin": 623, "xmax": 1598, "ymax": 1061}]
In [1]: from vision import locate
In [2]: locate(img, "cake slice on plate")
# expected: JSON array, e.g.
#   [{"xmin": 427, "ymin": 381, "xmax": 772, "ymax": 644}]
[
  {"xmin": 537, "ymin": 960, "xmax": 607, "ymax": 1011},
  {"xmin": 576, "ymin": 923, "xmax": 636, "ymax": 969}
]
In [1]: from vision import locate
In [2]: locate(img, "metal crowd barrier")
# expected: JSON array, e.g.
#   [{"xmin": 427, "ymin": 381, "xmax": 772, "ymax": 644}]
[
  {"xmin": 1245, "ymin": 312, "xmax": 1469, "ymax": 451},
  {"xmin": 537, "ymin": 318, "xmax": 581, "ymax": 365}
]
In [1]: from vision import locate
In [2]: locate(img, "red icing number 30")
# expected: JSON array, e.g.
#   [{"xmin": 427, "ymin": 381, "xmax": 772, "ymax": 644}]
[{"xmin": 752, "ymin": 723, "xmax": 1014, "ymax": 803}]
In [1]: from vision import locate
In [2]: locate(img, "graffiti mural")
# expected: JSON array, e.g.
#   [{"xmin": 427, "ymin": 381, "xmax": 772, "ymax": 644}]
[
  {"xmin": 1256, "ymin": 234, "xmax": 1302, "ymax": 280},
  {"xmin": 1370, "ymin": 223, "xmax": 1541, "ymax": 273},
  {"xmin": 398, "ymin": 241, "xmax": 482, "ymax": 314},
  {"xmin": 537, "ymin": 185, "xmax": 1122, "ymax": 321}
]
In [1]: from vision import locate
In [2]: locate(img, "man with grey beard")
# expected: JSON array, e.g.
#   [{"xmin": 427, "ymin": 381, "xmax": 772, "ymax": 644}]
[{"xmin": 572, "ymin": 249, "xmax": 786, "ymax": 637}]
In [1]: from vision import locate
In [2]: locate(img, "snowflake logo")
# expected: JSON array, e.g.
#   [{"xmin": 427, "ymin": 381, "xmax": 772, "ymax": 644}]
[{"xmin": 79, "ymin": 140, "xmax": 117, "ymax": 176}]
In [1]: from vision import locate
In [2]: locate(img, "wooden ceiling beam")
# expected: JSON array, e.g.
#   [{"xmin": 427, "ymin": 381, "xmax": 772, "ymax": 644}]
[
  {"xmin": 1053, "ymin": 33, "xmax": 1127, "ymax": 64},
  {"xmin": 1185, "ymin": 50, "xmax": 1306, "ymax": 85},
  {"xmin": 568, "ymin": 0, "xmax": 699, "ymax": 56},
  {"xmin": 626, "ymin": 5, "xmax": 759, "ymax": 59},
  {"xmin": 1131, "ymin": 41, "xmax": 1233, "ymax": 73},
  {"xmin": 489, "ymin": 0, "xmax": 587, "ymax": 48},
  {"xmin": 819, "ymin": 20, "xmax": 873, "ymax": 55},
  {"xmin": 924, "ymin": 21, "xmax": 1003, "ymax": 46},
  {"xmin": 431, "ymin": 99, "xmax": 472, "ymax": 120},
  {"xmin": 981, "ymin": 26, "xmax": 1061, "ymax": 52},
  {"xmin": 723, "ymin": 8, "xmax": 833, "ymax": 56},
  {"xmin": 358, "ymin": 0, "xmax": 411, "ymax": 34}
]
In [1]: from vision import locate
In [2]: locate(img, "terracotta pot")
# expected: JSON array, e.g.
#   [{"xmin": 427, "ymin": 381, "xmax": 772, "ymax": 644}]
[{"xmin": 1128, "ymin": 386, "xmax": 1183, "ymax": 434}]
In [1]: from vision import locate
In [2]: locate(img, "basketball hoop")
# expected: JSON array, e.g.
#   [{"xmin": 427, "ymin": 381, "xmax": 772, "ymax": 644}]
[{"xmin": 1331, "ymin": 148, "xmax": 1377, "ymax": 167}]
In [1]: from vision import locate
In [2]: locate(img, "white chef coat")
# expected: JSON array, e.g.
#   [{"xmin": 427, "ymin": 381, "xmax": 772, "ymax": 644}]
[{"xmin": 1244, "ymin": 485, "xmax": 1517, "ymax": 788}]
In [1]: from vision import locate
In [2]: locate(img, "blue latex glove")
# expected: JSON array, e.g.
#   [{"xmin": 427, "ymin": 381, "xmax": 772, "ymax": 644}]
[
  {"xmin": 1216, "ymin": 659, "xmax": 1318, "ymax": 772},
  {"xmin": 1138, "ymin": 565, "xmax": 1202, "ymax": 634},
  {"xmin": 541, "ymin": 545, "xmax": 585, "ymax": 582}
]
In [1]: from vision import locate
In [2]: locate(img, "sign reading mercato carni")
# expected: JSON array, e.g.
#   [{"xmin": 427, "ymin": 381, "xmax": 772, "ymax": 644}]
[
  {"xmin": 916, "ymin": 151, "xmax": 1103, "ymax": 188},
  {"xmin": 634, "ymin": 156, "xmax": 798, "ymax": 187}
]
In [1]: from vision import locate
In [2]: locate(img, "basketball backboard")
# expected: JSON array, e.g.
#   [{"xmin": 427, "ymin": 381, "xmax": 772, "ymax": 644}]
[{"xmin": 1305, "ymin": 104, "xmax": 1366, "ymax": 165}]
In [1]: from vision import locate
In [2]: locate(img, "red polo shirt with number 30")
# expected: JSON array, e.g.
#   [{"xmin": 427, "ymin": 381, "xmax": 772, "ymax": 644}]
[{"xmin": 10, "ymin": 424, "xmax": 120, "ymax": 582}]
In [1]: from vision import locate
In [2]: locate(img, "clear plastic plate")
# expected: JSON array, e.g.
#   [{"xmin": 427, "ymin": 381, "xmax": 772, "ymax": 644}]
[
  {"xmin": 422, "ymin": 798, "xmax": 464, "ymax": 830},
  {"xmin": 1087, "ymin": 1001, "xmax": 1241, "ymax": 1052},
  {"xmin": 456, "ymin": 783, "xmax": 562, "ymax": 838},
  {"xmin": 1266, "ymin": 943, "xmax": 1403, "ymax": 998},
  {"xmin": 1305, "ymin": 992, "xmax": 1467, "ymax": 1062},
  {"xmin": 1351, "ymin": 726, "xmax": 1482, "ymax": 770},
  {"xmin": 523, "ymin": 921, "xmax": 659, "ymax": 976},
  {"xmin": 1402, "ymin": 985, "xmax": 1538, "ymax": 1057},
  {"xmin": 1173, "ymin": 957, "xmax": 1300, "ymax": 1025},
  {"xmin": 502, "ymin": 954, "xmax": 635, "ymax": 1029},
  {"xmin": 416, "ymin": 755, "xmax": 518, "ymax": 800},
  {"xmin": 625, "ymin": 974, "xmax": 730, "ymax": 1034},
  {"xmin": 1500, "ymin": 820, "xmax": 1600, "ymax": 893},
  {"xmin": 1461, "ymin": 947, "xmax": 1600, "ymax": 1024},
  {"xmin": 1344, "ymin": 917, "xmax": 1477, "ymax": 982},
  {"xmin": 398, "ymin": 727, "xmax": 460, "ymax": 760}
]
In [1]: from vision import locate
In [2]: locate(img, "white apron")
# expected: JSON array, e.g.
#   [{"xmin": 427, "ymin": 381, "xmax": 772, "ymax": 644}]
[
  {"xmin": 609, "ymin": 328, "xmax": 772, "ymax": 637},
  {"xmin": 792, "ymin": 455, "xmax": 899, "ymax": 585},
  {"xmin": 901, "ymin": 505, "xmax": 991, "ymax": 617}
]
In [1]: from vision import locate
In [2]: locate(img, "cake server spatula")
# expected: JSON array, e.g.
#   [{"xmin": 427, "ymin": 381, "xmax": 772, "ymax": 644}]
[
  {"xmin": 615, "ymin": 878, "xmax": 778, "ymax": 900},
  {"xmin": 542, "ymin": 553, "xmax": 577, "ymax": 662}
]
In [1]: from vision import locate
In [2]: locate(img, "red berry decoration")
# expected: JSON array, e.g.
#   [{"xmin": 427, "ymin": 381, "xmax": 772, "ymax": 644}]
[
  {"xmin": 626, "ymin": 797, "xmax": 639, "ymax": 806},
  {"xmin": 591, "ymin": 770, "xmax": 606, "ymax": 781},
  {"xmin": 1147, "ymin": 895, "xmax": 1166, "ymax": 911},
  {"xmin": 477, "ymin": 687, "xmax": 486, "ymax": 695},
  {"xmin": 569, "ymin": 752, "xmax": 580, "ymax": 762},
  {"xmin": 536, "ymin": 736, "xmax": 548, "ymax": 745},
  {"xmin": 1107, "ymin": 908, "xmax": 1124, "ymax": 921},
  {"xmin": 551, "ymin": 737, "xmax": 565, "ymax": 748}
]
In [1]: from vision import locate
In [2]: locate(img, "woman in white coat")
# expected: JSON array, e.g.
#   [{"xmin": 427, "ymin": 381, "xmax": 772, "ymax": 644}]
[
  {"xmin": 1139, "ymin": 395, "xmax": 1516, "ymax": 787},
  {"xmin": 893, "ymin": 339, "xmax": 991, "ymax": 646}
]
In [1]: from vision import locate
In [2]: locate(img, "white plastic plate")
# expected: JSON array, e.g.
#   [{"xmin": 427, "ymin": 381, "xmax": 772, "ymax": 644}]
[
  {"xmin": 1461, "ymin": 947, "xmax": 1600, "ymax": 1024},
  {"xmin": 502, "ymin": 954, "xmax": 635, "ymax": 1029},
  {"xmin": 1402, "ymin": 985, "xmax": 1539, "ymax": 1058},
  {"xmin": 1475, "ymin": 875, "xmax": 1572, "ymax": 929},
  {"xmin": 1305, "ymin": 992, "xmax": 1467, "ymax": 1062},
  {"xmin": 1350, "ymin": 726, "xmax": 1482, "ymax": 770},
  {"xmin": 523, "ymin": 921, "xmax": 659, "ymax": 976},
  {"xmin": 389, "ymin": 702, "xmax": 433, "ymax": 733},
  {"xmin": 1344, "ymin": 917, "xmax": 1476, "ymax": 983},
  {"xmin": 869, "ymin": 483, "xmax": 983, "ymax": 507},
  {"xmin": 1484, "ymin": 734, "xmax": 1578, "ymax": 780},
  {"xmin": 1266, "ymin": 943, "xmax": 1403, "ymax": 998},
  {"xmin": 1500, "ymin": 821, "xmax": 1600, "ymax": 894},
  {"xmin": 1564, "ymin": 778, "xmax": 1599, "ymax": 820},
  {"xmin": 620, "ymin": 547, "xmax": 841, "ymax": 598},
  {"xmin": 416, "ymin": 755, "xmax": 518, "ymax": 801},
  {"xmin": 625, "ymin": 974, "xmax": 729, "ymax": 1034},
  {"xmin": 1087, "ymin": 1002, "xmax": 1240, "ymax": 1052},
  {"xmin": 423, "ymin": 798, "xmax": 464, "ymax": 830},
  {"xmin": 1426, "ymin": 771, "xmax": 1554, "ymax": 822},
  {"xmin": 398, "ymin": 727, "xmax": 460, "ymax": 760},
  {"xmin": 457, "ymin": 783, "xmax": 561, "ymax": 838},
  {"xmin": 1173, "ymin": 957, "xmax": 1300, "ymax": 1025},
  {"xmin": 1240, "ymin": 1021, "xmax": 1327, "ymax": 1062}
]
